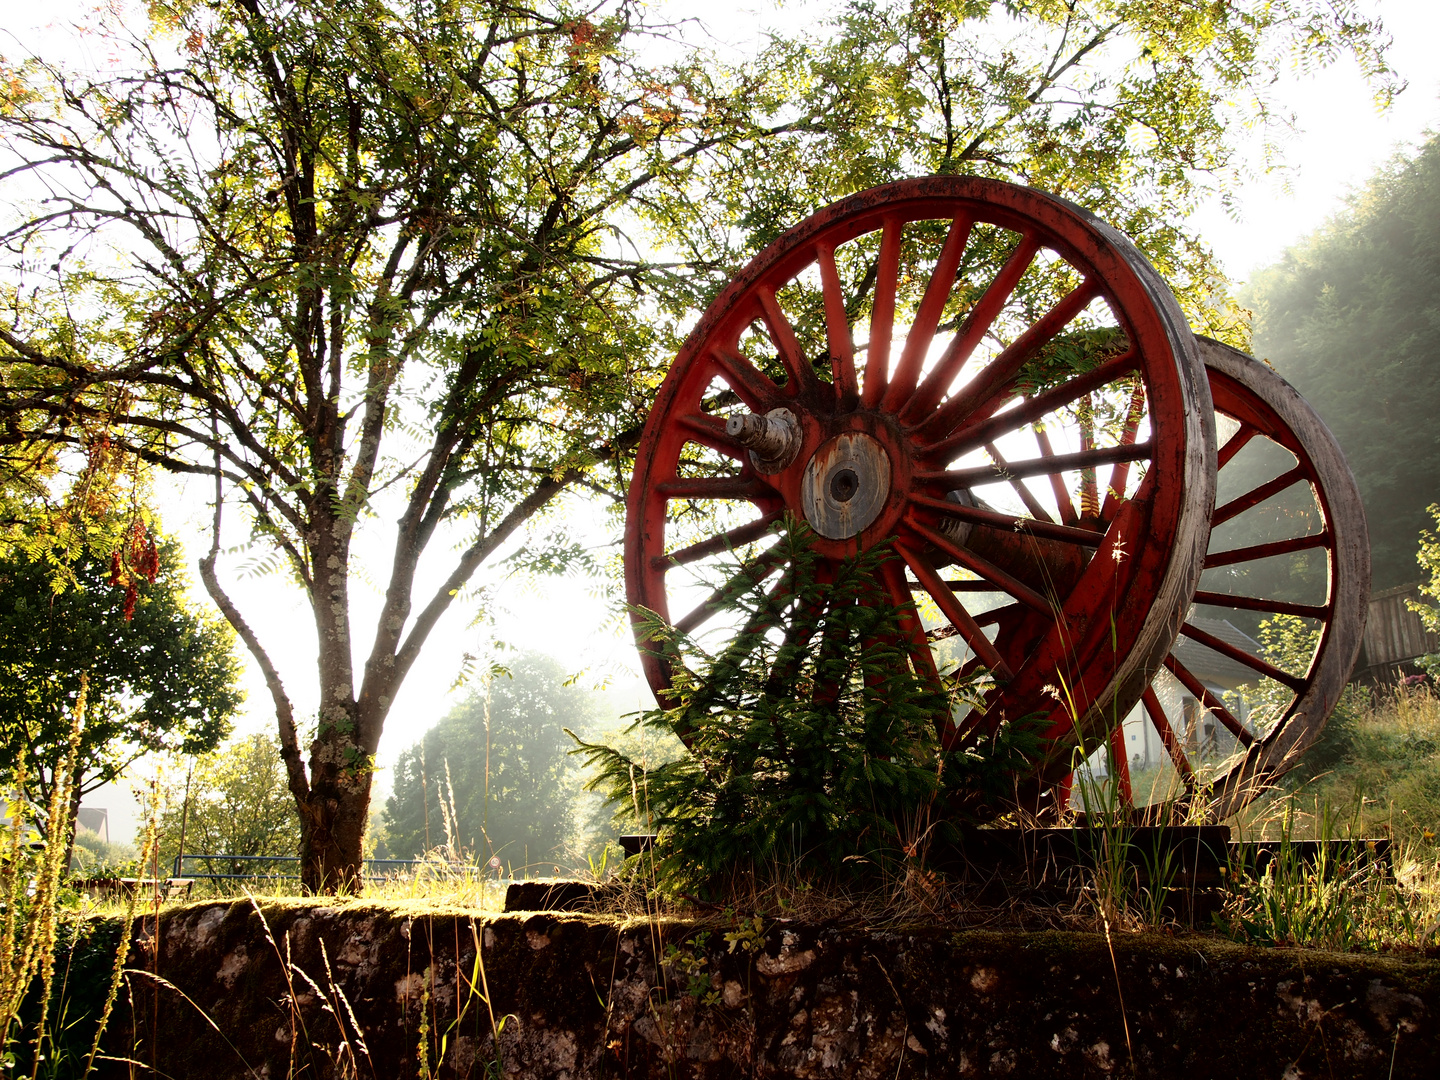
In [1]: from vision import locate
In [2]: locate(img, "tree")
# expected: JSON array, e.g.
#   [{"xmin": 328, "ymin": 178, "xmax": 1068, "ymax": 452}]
[
  {"xmin": 1248, "ymin": 133, "xmax": 1440, "ymax": 589},
  {"xmin": 0, "ymin": 527, "xmax": 243, "ymax": 864},
  {"xmin": 707, "ymin": 0, "xmax": 1397, "ymax": 334},
  {"xmin": 0, "ymin": 1, "xmax": 1395, "ymax": 889},
  {"xmin": 0, "ymin": 0, "xmax": 788, "ymax": 891},
  {"xmin": 158, "ymin": 734, "xmax": 302, "ymax": 878},
  {"xmin": 384, "ymin": 651, "xmax": 599, "ymax": 872}
]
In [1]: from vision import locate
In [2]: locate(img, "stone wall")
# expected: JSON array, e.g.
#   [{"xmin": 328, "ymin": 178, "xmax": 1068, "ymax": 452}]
[{"xmin": 94, "ymin": 899, "xmax": 1439, "ymax": 1078}]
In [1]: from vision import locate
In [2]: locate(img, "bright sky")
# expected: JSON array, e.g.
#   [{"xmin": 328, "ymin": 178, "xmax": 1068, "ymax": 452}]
[{"xmin": 17, "ymin": 0, "xmax": 1437, "ymax": 844}]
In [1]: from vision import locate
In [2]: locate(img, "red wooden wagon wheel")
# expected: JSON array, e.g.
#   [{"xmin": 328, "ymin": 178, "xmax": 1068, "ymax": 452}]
[
  {"xmin": 625, "ymin": 176, "xmax": 1216, "ymax": 809},
  {"xmin": 1080, "ymin": 338, "xmax": 1370, "ymax": 821}
]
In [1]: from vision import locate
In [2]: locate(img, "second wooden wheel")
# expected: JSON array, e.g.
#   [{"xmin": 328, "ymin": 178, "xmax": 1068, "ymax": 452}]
[
  {"xmin": 1074, "ymin": 338, "xmax": 1370, "ymax": 821},
  {"xmin": 626, "ymin": 176, "xmax": 1216, "ymax": 801}
]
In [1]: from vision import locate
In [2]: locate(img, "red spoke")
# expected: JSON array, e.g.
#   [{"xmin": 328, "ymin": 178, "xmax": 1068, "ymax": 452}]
[
  {"xmin": 652, "ymin": 511, "xmax": 784, "ymax": 571},
  {"xmin": 1100, "ymin": 380, "xmax": 1146, "ymax": 523},
  {"xmin": 1180, "ymin": 621, "xmax": 1308, "ymax": 693},
  {"xmin": 904, "ymin": 235, "xmax": 1040, "ymax": 420},
  {"xmin": 1212, "ymin": 464, "xmax": 1308, "ymax": 527},
  {"xmin": 1110, "ymin": 724, "xmax": 1133, "ymax": 809},
  {"xmin": 974, "ymin": 602, "xmax": 1020, "ymax": 627},
  {"xmin": 1162, "ymin": 655, "xmax": 1256, "ymax": 748},
  {"xmin": 656, "ymin": 475, "xmax": 775, "ymax": 500},
  {"xmin": 944, "ymin": 579, "xmax": 1008, "ymax": 593},
  {"xmin": 675, "ymin": 413, "xmax": 746, "ymax": 459},
  {"xmin": 917, "ymin": 440, "xmax": 1154, "ymax": 490},
  {"xmin": 1202, "ymin": 531, "xmax": 1330, "ymax": 570},
  {"xmin": 896, "ymin": 541, "xmax": 1014, "ymax": 680},
  {"xmin": 882, "ymin": 214, "xmax": 975, "ymax": 412},
  {"xmin": 816, "ymin": 242, "xmax": 858, "ymax": 401},
  {"xmin": 878, "ymin": 557, "xmax": 941, "ymax": 682},
  {"xmin": 861, "ymin": 218, "xmax": 903, "ymax": 408},
  {"xmin": 908, "ymin": 492, "xmax": 1105, "ymax": 546},
  {"xmin": 1192, "ymin": 590, "xmax": 1329, "ymax": 620},
  {"xmin": 673, "ymin": 546, "xmax": 787, "ymax": 635},
  {"xmin": 983, "ymin": 441, "xmax": 1054, "ymax": 522},
  {"xmin": 922, "ymin": 349, "xmax": 1138, "ymax": 460},
  {"xmin": 757, "ymin": 287, "xmax": 818, "ymax": 395},
  {"xmin": 1142, "ymin": 687, "xmax": 1196, "ymax": 790},
  {"xmin": 1217, "ymin": 422, "xmax": 1259, "ymax": 470},
  {"xmin": 710, "ymin": 346, "xmax": 781, "ymax": 411},
  {"xmin": 1034, "ymin": 425, "xmax": 1078, "ymax": 526},
  {"xmin": 916, "ymin": 279, "xmax": 1101, "ymax": 441},
  {"xmin": 905, "ymin": 516, "xmax": 1055, "ymax": 616}
]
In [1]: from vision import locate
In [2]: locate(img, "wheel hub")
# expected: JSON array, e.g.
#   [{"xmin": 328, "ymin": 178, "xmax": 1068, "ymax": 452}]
[{"xmin": 799, "ymin": 432, "xmax": 892, "ymax": 540}]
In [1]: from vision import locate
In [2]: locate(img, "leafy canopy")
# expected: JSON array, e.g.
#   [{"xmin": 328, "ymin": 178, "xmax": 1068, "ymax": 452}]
[{"xmin": 0, "ymin": 528, "xmax": 243, "ymax": 815}]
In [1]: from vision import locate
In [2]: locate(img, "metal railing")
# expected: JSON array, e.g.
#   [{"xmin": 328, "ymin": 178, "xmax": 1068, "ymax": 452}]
[{"xmin": 171, "ymin": 853, "xmax": 447, "ymax": 882}]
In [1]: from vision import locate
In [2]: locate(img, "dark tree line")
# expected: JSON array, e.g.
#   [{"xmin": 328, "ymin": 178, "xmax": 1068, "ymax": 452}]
[{"xmin": 1249, "ymin": 133, "xmax": 1440, "ymax": 590}]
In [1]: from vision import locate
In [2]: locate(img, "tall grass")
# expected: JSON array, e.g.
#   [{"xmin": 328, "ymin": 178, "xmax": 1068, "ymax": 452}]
[{"xmin": 1, "ymin": 679, "xmax": 85, "ymax": 1074}]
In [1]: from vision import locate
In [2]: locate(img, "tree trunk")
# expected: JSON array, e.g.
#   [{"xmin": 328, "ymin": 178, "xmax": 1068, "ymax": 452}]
[{"xmin": 298, "ymin": 778, "xmax": 372, "ymax": 894}]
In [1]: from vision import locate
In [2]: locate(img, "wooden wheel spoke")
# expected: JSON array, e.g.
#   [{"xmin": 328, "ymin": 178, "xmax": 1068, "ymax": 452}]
[
  {"xmin": 652, "ymin": 511, "xmax": 784, "ymax": 571},
  {"xmin": 656, "ymin": 475, "xmax": 775, "ymax": 501},
  {"xmin": 1212, "ymin": 464, "xmax": 1308, "ymax": 527},
  {"xmin": 1192, "ymin": 590, "xmax": 1329, "ymax": 620},
  {"xmin": 881, "ymin": 214, "xmax": 975, "ymax": 412},
  {"xmin": 1217, "ymin": 421, "xmax": 1259, "ymax": 470},
  {"xmin": 918, "ymin": 440, "xmax": 1154, "ymax": 490},
  {"xmin": 860, "ymin": 218, "xmax": 903, "ymax": 408},
  {"xmin": 673, "ymin": 546, "xmax": 787, "ymax": 635},
  {"xmin": 757, "ymin": 287, "xmax": 819, "ymax": 395},
  {"xmin": 675, "ymin": 413, "xmax": 747, "ymax": 459},
  {"xmin": 908, "ymin": 492, "xmax": 1104, "ymax": 547},
  {"xmin": 816, "ymin": 243, "xmax": 859, "ymax": 400},
  {"xmin": 1180, "ymin": 621, "xmax": 1308, "ymax": 694},
  {"xmin": 1110, "ymin": 724, "xmax": 1133, "ymax": 809},
  {"xmin": 1100, "ymin": 380, "xmax": 1146, "ymax": 523},
  {"xmin": 895, "ymin": 541, "xmax": 1014, "ymax": 680},
  {"xmin": 1033, "ymin": 425, "xmax": 1078, "ymax": 525},
  {"xmin": 1203, "ymin": 531, "xmax": 1330, "ymax": 570},
  {"xmin": 923, "ymin": 349, "xmax": 1138, "ymax": 460},
  {"xmin": 973, "ymin": 602, "xmax": 1021, "ymax": 627},
  {"xmin": 878, "ymin": 558, "xmax": 941, "ymax": 682},
  {"xmin": 917, "ymin": 278, "xmax": 1101, "ymax": 441},
  {"xmin": 983, "ymin": 441, "xmax": 1054, "ymax": 522},
  {"xmin": 905, "ymin": 516, "xmax": 1055, "ymax": 616},
  {"xmin": 710, "ymin": 346, "xmax": 781, "ymax": 411},
  {"xmin": 1162, "ymin": 655, "xmax": 1256, "ymax": 748},
  {"xmin": 1142, "ymin": 687, "xmax": 1196, "ymax": 789},
  {"xmin": 905, "ymin": 235, "xmax": 1041, "ymax": 420}
]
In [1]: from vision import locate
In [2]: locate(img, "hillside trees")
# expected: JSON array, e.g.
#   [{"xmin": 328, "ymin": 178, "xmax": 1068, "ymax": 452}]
[
  {"xmin": 158, "ymin": 734, "xmax": 302, "ymax": 878},
  {"xmin": 1249, "ymin": 133, "xmax": 1440, "ymax": 589},
  {"xmin": 0, "ymin": 0, "xmax": 1396, "ymax": 890},
  {"xmin": 383, "ymin": 652, "xmax": 599, "ymax": 871}
]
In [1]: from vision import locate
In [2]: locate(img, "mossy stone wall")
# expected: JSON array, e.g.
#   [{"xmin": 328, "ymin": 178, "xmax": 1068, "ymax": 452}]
[{"xmin": 90, "ymin": 899, "xmax": 1438, "ymax": 1078}]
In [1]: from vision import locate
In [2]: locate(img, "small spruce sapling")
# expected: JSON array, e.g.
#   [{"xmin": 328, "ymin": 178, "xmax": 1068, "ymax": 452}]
[{"xmin": 572, "ymin": 522, "xmax": 1042, "ymax": 894}]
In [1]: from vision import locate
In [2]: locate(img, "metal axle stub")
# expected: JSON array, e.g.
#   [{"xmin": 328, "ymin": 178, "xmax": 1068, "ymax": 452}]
[
  {"xmin": 800, "ymin": 432, "xmax": 892, "ymax": 540},
  {"xmin": 726, "ymin": 408, "xmax": 802, "ymax": 473}
]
